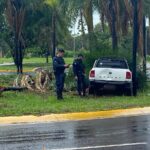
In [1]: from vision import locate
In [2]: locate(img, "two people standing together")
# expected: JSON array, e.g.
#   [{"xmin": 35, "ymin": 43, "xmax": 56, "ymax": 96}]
[{"xmin": 53, "ymin": 49, "xmax": 86, "ymax": 100}]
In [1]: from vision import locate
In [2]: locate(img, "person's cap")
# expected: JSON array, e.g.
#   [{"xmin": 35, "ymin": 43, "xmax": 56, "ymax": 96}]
[
  {"xmin": 57, "ymin": 48, "xmax": 64, "ymax": 53},
  {"xmin": 78, "ymin": 54, "xmax": 83, "ymax": 57}
]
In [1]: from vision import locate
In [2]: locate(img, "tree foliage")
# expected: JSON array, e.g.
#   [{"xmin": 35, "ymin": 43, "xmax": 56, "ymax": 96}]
[{"xmin": 0, "ymin": 0, "xmax": 149, "ymax": 73}]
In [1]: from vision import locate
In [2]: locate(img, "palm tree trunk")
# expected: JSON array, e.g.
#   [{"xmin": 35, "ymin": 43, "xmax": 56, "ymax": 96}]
[
  {"xmin": 100, "ymin": 12, "xmax": 105, "ymax": 32},
  {"xmin": 137, "ymin": 0, "xmax": 144, "ymax": 58},
  {"xmin": 109, "ymin": 0, "xmax": 118, "ymax": 51},
  {"xmin": 52, "ymin": 12, "xmax": 56, "ymax": 58},
  {"xmin": 80, "ymin": 9, "xmax": 85, "ymax": 49},
  {"xmin": 6, "ymin": 0, "xmax": 25, "ymax": 74},
  {"xmin": 132, "ymin": 0, "xmax": 139, "ymax": 96},
  {"xmin": 122, "ymin": 9, "xmax": 129, "ymax": 36},
  {"xmin": 84, "ymin": 0, "xmax": 97, "ymax": 51},
  {"xmin": 143, "ymin": 16, "xmax": 146, "ymax": 74}
]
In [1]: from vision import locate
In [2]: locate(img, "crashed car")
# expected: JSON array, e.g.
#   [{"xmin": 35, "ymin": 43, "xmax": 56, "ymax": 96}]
[{"xmin": 89, "ymin": 57, "xmax": 133, "ymax": 96}]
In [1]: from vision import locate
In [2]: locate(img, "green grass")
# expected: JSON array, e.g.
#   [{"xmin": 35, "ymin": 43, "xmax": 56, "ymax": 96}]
[
  {"xmin": 0, "ymin": 75, "xmax": 16, "ymax": 86},
  {"xmin": 0, "ymin": 63, "xmax": 51, "ymax": 71},
  {"xmin": 1, "ymin": 57, "xmax": 150, "ymax": 116},
  {"xmin": 0, "ymin": 74, "xmax": 150, "ymax": 116},
  {"xmin": 0, "ymin": 58, "xmax": 13, "ymax": 64},
  {"xmin": 147, "ymin": 56, "xmax": 150, "ymax": 62},
  {"xmin": 0, "ymin": 57, "xmax": 73, "ymax": 71},
  {"xmin": 0, "ymin": 90, "xmax": 150, "ymax": 116}
]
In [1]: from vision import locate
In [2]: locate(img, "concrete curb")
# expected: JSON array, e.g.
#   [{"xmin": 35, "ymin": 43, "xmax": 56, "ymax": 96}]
[{"xmin": 0, "ymin": 107, "xmax": 150, "ymax": 125}]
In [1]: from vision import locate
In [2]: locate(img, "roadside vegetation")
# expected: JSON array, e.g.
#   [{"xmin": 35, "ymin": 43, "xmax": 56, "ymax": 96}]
[
  {"xmin": 0, "ymin": 54, "xmax": 149, "ymax": 117},
  {"xmin": 0, "ymin": 0, "xmax": 150, "ymax": 116},
  {"xmin": 0, "ymin": 57, "xmax": 73, "ymax": 71},
  {"xmin": 0, "ymin": 69, "xmax": 150, "ymax": 116},
  {"xmin": 0, "ymin": 87, "xmax": 150, "ymax": 116}
]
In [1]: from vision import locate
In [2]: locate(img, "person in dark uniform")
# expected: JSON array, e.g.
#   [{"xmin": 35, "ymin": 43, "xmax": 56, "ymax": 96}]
[
  {"xmin": 53, "ymin": 49, "xmax": 69, "ymax": 100},
  {"xmin": 73, "ymin": 54, "xmax": 86, "ymax": 96}
]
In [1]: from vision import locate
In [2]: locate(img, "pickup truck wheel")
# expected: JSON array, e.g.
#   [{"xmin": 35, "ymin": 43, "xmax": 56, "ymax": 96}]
[
  {"xmin": 124, "ymin": 84, "xmax": 133, "ymax": 96},
  {"xmin": 89, "ymin": 86, "xmax": 95, "ymax": 95},
  {"xmin": 116, "ymin": 85, "xmax": 124, "ymax": 95},
  {"xmin": 125, "ymin": 88, "xmax": 133, "ymax": 96},
  {"xmin": 89, "ymin": 85, "xmax": 100, "ymax": 95}
]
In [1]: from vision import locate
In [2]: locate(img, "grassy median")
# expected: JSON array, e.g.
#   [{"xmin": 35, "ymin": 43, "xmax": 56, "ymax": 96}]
[
  {"xmin": 1, "ymin": 58, "xmax": 150, "ymax": 116},
  {"xmin": 0, "ymin": 57, "xmax": 73, "ymax": 71},
  {"xmin": 0, "ymin": 89, "xmax": 150, "ymax": 116}
]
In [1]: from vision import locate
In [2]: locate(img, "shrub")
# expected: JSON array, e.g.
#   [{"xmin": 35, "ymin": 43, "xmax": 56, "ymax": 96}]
[
  {"xmin": 64, "ymin": 50, "xmax": 89, "ymax": 58},
  {"xmin": 84, "ymin": 48, "xmax": 131, "ymax": 73},
  {"xmin": 64, "ymin": 66, "xmax": 76, "ymax": 91},
  {"xmin": 24, "ymin": 47, "xmax": 45, "ymax": 57},
  {"xmin": 64, "ymin": 51, "xmax": 75, "ymax": 57},
  {"xmin": 137, "ymin": 70, "xmax": 147, "ymax": 90}
]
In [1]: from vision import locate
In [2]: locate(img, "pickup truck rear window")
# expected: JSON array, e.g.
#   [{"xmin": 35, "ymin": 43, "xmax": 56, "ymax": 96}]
[{"xmin": 96, "ymin": 59, "xmax": 128, "ymax": 69}]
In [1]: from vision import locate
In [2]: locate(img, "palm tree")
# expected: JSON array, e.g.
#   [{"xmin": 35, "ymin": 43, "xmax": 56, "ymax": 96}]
[
  {"xmin": 5, "ymin": 0, "xmax": 26, "ymax": 74},
  {"xmin": 123, "ymin": 0, "xmax": 145, "ymax": 59},
  {"xmin": 45, "ymin": 0, "xmax": 70, "ymax": 57},
  {"xmin": 64, "ymin": 0, "xmax": 98, "ymax": 51},
  {"xmin": 97, "ymin": 0, "xmax": 120, "ymax": 51},
  {"xmin": 5, "ymin": 0, "xmax": 39, "ymax": 73}
]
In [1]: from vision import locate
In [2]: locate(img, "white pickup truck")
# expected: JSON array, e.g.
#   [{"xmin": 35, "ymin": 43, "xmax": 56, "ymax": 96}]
[{"xmin": 89, "ymin": 57, "xmax": 133, "ymax": 95}]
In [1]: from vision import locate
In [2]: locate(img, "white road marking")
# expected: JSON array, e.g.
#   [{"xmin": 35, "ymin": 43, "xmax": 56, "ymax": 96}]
[{"xmin": 51, "ymin": 142, "xmax": 147, "ymax": 150}]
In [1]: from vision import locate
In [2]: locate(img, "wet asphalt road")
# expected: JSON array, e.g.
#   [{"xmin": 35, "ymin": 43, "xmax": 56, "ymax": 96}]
[{"xmin": 0, "ymin": 115, "xmax": 150, "ymax": 150}]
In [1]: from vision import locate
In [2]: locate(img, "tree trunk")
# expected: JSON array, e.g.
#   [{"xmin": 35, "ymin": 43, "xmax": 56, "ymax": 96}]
[
  {"xmin": 80, "ymin": 9, "xmax": 85, "ymax": 49},
  {"xmin": 83, "ymin": 0, "xmax": 97, "ymax": 52},
  {"xmin": 0, "ymin": 50, "xmax": 3, "ymax": 58},
  {"xmin": 143, "ymin": 16, "xmax": 146, "ymax": 74},
  {"xmin": 132, "ymin": 0, "xmax": 139, "ymax": 96},
  {"xmin": 52, "ymin": 12, "xmax": 56, "ymax": 58},
  {"xmin": 137, "ymin": 0, "xmax": 144, "ymax": 58},
  {"xmin": 109, "ymin": 0, "xmax": 118, "ymax": 51},
  {"xmin": 100, "ymin": 12, "xmax": 105, "ymax": 32},
  {"xmin": 6, "ymin": 0, "xmax": 25, "ymax": 74},
  {"xmin": 122, "ymin": 9, "xmax": 129, "ymax": 36}
]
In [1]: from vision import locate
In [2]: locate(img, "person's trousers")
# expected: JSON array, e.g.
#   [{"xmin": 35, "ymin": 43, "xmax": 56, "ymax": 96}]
[
  {"xmin": 54, "ymin": 73, "xmax": 65, "ymax": 98},
  {"xmin": 77, "ymin": 75, "xmax": 86, "ymax": 96}
]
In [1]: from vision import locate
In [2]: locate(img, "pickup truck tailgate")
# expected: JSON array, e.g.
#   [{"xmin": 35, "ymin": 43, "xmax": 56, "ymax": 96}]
[{"xmin": 94, "ymin": 68, "xmax": 130, "ymax": 82}]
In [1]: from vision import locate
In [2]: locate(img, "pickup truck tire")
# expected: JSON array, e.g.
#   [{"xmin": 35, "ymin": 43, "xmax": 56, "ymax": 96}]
[
  {"xmin": 123, "ymin": 83, "xmax": 133, "ymax": 96},
  {"xmin": 89, "ymin": 83, "xmax": 103, "ymax": 95},
  {"xmin": 116, "ymin": 84, "xmax": 133, "ymax": 96},
  {"xmin": 125, "ymin": 87, "xmax": 133, "ymax": 96},
  {"xmin": 89, "ymin": 85, "xmax": 99, "ymax": 95},
  {"xmin": 89, "ymin": 86, "xmax": 95, "ymax": 94}
]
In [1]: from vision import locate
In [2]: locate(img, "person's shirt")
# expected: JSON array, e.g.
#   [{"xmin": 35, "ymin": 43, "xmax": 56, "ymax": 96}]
[
  {"xmin": 53, "ymin": 56, "xmax": 65, "ymax": 74},
  {"xmin": 73, "ymin": 59, "xmax": 85, "ymax": 76}
]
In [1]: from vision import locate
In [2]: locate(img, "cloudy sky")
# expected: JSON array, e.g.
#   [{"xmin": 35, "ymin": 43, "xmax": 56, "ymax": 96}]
[{"xmin": 70, "ymin": 11, "xmax": 100, "ymax": 35}]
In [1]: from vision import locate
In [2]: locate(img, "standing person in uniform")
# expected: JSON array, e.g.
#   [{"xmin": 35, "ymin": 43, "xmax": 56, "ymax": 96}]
[
  {"xmin": 53, "ymin": 49, "xmax": 69, "ymax": 100},
  {"xmin": 73, "ymin": 54, "xmax": 86, "ymax": 96}
]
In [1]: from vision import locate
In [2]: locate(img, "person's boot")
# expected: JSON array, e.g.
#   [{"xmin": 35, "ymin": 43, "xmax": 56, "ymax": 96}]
[
  {"xmin": 60, "ymin": 94, "xmax": 63, "ymax": 100},
  {"xmin": 82, "ymin": 89, "xmax": 86, "ymax": 97},
  {"xmin": 57, "ymin": 93, "xmax": 63, "ymax": 100},
  {"xmin": 78, "ymin": 91, "xmax": 81, "ymax": 96},
  {"xmin": 82, "ymin": 92, "xmax": 86, "ymax": 97}
]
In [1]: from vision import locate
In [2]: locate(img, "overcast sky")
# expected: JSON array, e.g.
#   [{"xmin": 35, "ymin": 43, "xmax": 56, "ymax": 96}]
[{"xmin": 70, "ymin": 11, "xmax": 100, "ymax": 35}]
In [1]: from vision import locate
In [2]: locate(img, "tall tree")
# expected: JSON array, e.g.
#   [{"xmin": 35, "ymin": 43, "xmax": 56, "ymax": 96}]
[
  {"xmin": 64, "ymin": 0, "xmax": 98, "ymax": 51},
  {"xmin": 45, "ymin": 0, "xmax": 70, "ymax": 57},
  {"xmin": 5, "ymin": 0, "xmax": 26, "ymax": 74},
  {"xmin": 97, "ymin": 0, "xmax": 119, "ymax": 51}
]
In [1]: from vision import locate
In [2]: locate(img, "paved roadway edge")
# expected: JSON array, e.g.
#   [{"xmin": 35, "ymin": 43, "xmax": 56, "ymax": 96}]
[{"xmin": 0, "ymin": 107, "xmax": 150, "ymax": 125}]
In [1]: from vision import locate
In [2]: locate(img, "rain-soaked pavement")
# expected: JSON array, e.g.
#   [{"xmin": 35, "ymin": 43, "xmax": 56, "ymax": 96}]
[{"xmin": 0, "ymin": 115, "xmax": 150, "ymax": 150}]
